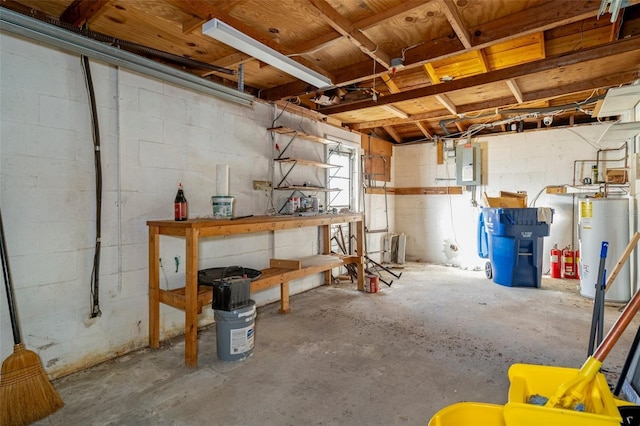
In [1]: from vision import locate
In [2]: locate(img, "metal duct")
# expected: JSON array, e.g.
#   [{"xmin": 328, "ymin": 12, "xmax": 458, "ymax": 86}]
[{"xmin": 0, "ymin": 8, "xmax": 253, "ymax": 107}]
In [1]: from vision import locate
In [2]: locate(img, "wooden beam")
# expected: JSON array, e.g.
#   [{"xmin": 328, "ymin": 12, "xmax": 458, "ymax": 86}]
[
  {"xmin": 365, "ymin": 187, "xmax": 396, "ymax": 195},
  {"xmin": 506, "ymin": 79, "xmax": 524, "ymax": 104},
  {"xmin": 383, "ymin": 126, "xmax": 403, "ymax": 143},
  {"xmin": 436, "ymin": 139, "xmax": 444, "ymax": 164},
  {"xmin": 293, "ymin": 0, "xmax": 432, "ymax": 60},
  {"xmin": 350, "ymin": 70, "xmax": 636, "ymax": 131},
  {"xmin": 262, "ymin": 1, "xmax": 636, "ymax": 102},
  {"xmin": 435, "ymin": 94, "xmax": 457, "ymax": 115},
  {"xmin": 317, "ymin": 36, "xmax": 640, "ymax": 114},
  {"xmin": 416, "ymin": 121, "xmax": 433, "ymax": 139},
  {"xmin": 470, "ymin": 0, "xmax": 603, "ymax": 47},
  {"xmin": 381, "ymin": 105, "xmax": 409, "ymax": 119},
  {"xmin": 59, "ymin": 0, "xmax": 108, "ymax": 26},
  {"xmin": 183, "ymin": 16, "xmax": 206, "ymax": 34},
  {"xmin": 381, "ymin": 74, "xmax": 400, "ymax": 93},
  {"xmin": 395, "ymin": 186, "xmax": 463, "ymax": 195},
  {"xmin": 476, "ymin": 49, "xmax": 490, "ymax": 73},
  {"xmin": 352, "ymin": 109, "xmax": 452, "ymax": 130},
  {"xmin": 518, "ymin": 71, "xmax": 640, "ymax": 104},
  {"xmin": 355, "ymin": 0, "xmax": 433, "ymax": 30},
  {"xmin": 306, "ymin": 0, "xmax": 392, "ymax": 69},
  {"xmin": 423, "ymin": 63, "xmax": 440, "ymax": 84},
  {"xmin": 261, "ymin": 34, "xmax": 463, "ymax": 100},
  {"xmin": 438, "ymin": 0, "xmax": 472, "ymax": 49}
]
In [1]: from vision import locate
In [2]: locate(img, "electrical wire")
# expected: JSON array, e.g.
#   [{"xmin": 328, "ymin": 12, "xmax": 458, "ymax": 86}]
[
  {"xmin": 529, "ymin": 186, "xmax": 550, "ymax": 207},
  {"xmin": 400, "ymin": 42, "xmax": 424, "ymax": 61},
  {"xmin": 81, "ymin": 55, "xmax": 102, "ymax": 319},
  {"xmin": 444, "ymin": 158, "xmax": 460, "ymax": 249}
]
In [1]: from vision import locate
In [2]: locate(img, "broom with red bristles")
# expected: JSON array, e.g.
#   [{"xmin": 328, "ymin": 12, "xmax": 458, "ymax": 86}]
[{"xmin": 0, "ymin": 207, "xmax": 63, "ymax": 425}]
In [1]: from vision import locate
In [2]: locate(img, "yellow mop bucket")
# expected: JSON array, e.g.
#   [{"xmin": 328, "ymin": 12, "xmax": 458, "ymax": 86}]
[
  {"xmin": 429, "ymin": 287, "xmax": 640, "ymax": 426},
  {"xmin": 504, "ymin": 364, "xmax": 621, "ymax": 426},
  {"xmin": 428, "ymin": 402, "xmax": 505, "ymax": 426}
]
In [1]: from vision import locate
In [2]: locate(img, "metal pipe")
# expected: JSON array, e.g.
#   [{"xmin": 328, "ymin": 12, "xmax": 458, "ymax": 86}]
[{"xmin": 595, "ymin": 142, "xmax": 628, "ymax": 184}]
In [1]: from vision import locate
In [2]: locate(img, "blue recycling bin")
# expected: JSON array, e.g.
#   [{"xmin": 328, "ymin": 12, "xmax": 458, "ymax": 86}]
[{"xmin": 479, "ymin": 208, "xmax": 553, "ymax": 288}]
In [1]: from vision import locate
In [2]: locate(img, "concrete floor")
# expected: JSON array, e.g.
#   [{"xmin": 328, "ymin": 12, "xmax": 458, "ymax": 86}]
[{"xmin": 38, "ymin": 263, "xmax": 639, "ymax": 425}]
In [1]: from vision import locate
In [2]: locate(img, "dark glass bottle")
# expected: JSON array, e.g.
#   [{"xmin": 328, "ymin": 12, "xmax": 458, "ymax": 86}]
[{"xmin": 174, "ymin": 183, "xmax": 188, "ymax": 221}]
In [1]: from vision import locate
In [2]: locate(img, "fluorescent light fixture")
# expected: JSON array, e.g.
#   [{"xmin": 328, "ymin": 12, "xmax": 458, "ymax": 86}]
[{"xmin": 202, "ymin": 18, "xmax": 332, "ymax": 89}]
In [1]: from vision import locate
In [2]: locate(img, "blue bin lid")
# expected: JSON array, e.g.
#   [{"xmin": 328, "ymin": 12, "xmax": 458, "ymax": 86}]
[{"xmin": 482, "ymin": 207, "xmax": 553, "ymax": 238}]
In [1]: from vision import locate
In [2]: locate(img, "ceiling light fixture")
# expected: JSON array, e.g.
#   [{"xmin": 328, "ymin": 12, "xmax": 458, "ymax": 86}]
[{"xmin": 202, "ymin": 18, "xmax": 332, "ymax": 89}]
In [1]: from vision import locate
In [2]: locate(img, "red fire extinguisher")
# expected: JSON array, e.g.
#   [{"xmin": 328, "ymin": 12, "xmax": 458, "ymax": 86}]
[
  {"xmin": 562, "ymin": 247, "xmax": 575, "ymax": 279},
  {"xmin": 575, "ymin": 250, "xmax": 580, "ymax": 280},
  {"xmin": 550, "ymin": 245, "xmax": 561, "ymax": 278}
]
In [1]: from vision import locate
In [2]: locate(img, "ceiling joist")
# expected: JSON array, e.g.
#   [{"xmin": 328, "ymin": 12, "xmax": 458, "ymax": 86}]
[
  {"xmin": 438, "ymin": 0, "xmax": 472, "ymax": 49},
  {"xmin": 318, "ymin": 35, "xmax": 640, "ymax": 115},
  {"xmin": 59, "ymin": 0, "xmax": 108, "ymax": 26},
  {"xmin": 306, "ymin": 0, "xmax": 392, "ymax": 69},
  {"xmin": 506, "ymin": 79, "xmax": 524, "ymax": 104}
]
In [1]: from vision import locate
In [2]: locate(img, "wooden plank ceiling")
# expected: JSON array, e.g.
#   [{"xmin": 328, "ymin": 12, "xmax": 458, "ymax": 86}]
[{"xmin": 3, "ymin": 0, "xmax": 640, "ymax": 143}]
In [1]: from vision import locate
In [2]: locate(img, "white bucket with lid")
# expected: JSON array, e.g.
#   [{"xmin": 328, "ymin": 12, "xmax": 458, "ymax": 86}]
[{"xmin": 211, "ymin": 196, "xmax": 235, "ymax": 219}]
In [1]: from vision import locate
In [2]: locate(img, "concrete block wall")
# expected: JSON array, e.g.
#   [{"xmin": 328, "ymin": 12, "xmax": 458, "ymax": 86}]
[
  {"xmin": 393, "ymin": 125, "xmax": 634, "ymax": 272},
  {"xmin": 0, "ymin": 33, "xmax": 356, "ymax": 376}
]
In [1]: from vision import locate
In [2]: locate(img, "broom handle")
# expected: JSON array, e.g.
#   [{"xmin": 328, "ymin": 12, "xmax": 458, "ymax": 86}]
[
  {"xmin": 0, "ymin": 207, "xmax": 22, "ymax": 345},
  {"xmin": 593, "ymin": 286, "xmax": 640, "ymax": 362}
]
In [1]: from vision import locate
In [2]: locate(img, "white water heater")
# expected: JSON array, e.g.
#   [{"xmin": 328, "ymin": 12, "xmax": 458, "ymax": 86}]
[{"xmin": 578, "ymin": 198, "xmax": 631, "ymax": 302}]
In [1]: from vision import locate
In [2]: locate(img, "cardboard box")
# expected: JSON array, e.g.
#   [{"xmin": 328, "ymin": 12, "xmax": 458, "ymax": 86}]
[
  {"xmin": 500, "ymin": 191, "xmax": 527, "ymax": 205},
  {"xmin": 605, "ymin": 169, "xmax": 627, "ymax": 184},
  {"xmin": 483, "ymin": 191, "xmax": 527, "ymax": 208}
]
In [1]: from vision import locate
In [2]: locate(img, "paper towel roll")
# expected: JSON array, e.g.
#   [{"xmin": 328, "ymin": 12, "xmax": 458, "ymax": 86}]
[{"xmin": 216, "ymin": 164, "xmax": 230, "ymax": 196}]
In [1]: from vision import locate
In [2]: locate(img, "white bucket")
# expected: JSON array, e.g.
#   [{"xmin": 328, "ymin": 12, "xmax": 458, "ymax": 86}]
[{"xmin": 211, "ymin": 196, "xmax": 234, "ymax": 219}]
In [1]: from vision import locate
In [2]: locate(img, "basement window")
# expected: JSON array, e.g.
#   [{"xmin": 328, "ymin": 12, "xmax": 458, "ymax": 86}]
[
  {"xmin": 328, "ymin": 147, "xmax": 356, "ymax": 211},
  {"xmin": 327, "ymin": 146, "xmax": 358, "ymax": 256}
]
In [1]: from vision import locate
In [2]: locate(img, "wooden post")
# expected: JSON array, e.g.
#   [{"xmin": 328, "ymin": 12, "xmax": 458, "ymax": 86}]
[
  {"xmin": 148, "ymin": 226, "xmax": 160, "ymax": 348},
  {"xmin": 322, "ymin": 224, "xmax": 332, "ymax": 284},
  {"xmin": 280, "ymin": 282, "xmax": 290, "ymax": 314},
  {"xmin": 436, "ymin": 139, "xmax": 444, "ymax": 165},
  {"xmin": 184, "ymin": 227, "xmax": 199, "ymax": 367},
  {"xmin": 356, "ymin": 218, "xmax": 365, "ymax": 291}
]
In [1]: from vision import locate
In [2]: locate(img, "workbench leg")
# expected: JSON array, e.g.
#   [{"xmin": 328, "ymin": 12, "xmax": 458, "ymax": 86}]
[
  {"xmin": 322, "ymin": 224, "xmax": 332, "ymax": 284},
  {"xmin": 185, "ymin": 228, "xmax": 199, "ymax": 367},
  {"xmin": 356, "ymin": 219, "xmax": 365, "ymax": 291},
  {"xmin": 149, "ymin": 226, "xmax": 160, "ymax": 348},
  {"xmin": 280, "ymin": 282, "xmax": 290, "ymax": 314}
]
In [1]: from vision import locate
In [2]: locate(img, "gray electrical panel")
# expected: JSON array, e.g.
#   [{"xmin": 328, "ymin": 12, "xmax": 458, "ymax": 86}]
[{"xmin": 455, "ymin": 143, "xmax": 481, "ymax": 185}]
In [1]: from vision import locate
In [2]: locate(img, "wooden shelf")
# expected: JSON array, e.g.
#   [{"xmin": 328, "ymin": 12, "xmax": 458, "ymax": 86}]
[
  {"xmin": 274, "ymin": 157, "xmax": 340, "ymax": 168},
  {"xmin": 162, "ymin": 255, "xmax": 345, "ymax": 317},
  {"xmin": 267, "ymin": 126, "xmax": 336, "ymax": 145},
  {"xmin": 274, "ymin": 185, "xmax": 341, "ymax": 192},
  {"xmin": 546, "ymin": 183, "xmax": 629, "ymax": 196}
]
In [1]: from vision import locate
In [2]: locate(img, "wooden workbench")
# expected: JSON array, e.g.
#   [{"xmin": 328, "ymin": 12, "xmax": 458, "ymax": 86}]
[{"xmin": 147, "ymin": 213, "xmax": 365, "ymax": 367}]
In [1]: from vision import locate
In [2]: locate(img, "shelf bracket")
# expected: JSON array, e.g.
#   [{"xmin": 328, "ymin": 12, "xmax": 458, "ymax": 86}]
[
  {"xmin": 277, "ymin": 131, "xmax": 298, "ymax": 160},
  {"xmin": 276, "ymin": 159, "xmax": 298, "ymax": 188}
]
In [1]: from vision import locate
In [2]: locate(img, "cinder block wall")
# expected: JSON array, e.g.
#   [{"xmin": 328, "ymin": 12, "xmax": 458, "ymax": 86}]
[
  {"xmin": 0, "ymin": 33, "xmax": 357, "ymax": 376},
  {"xmin": 393, "ymin": 129, "xmax": 633, "ymax": 272}
]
